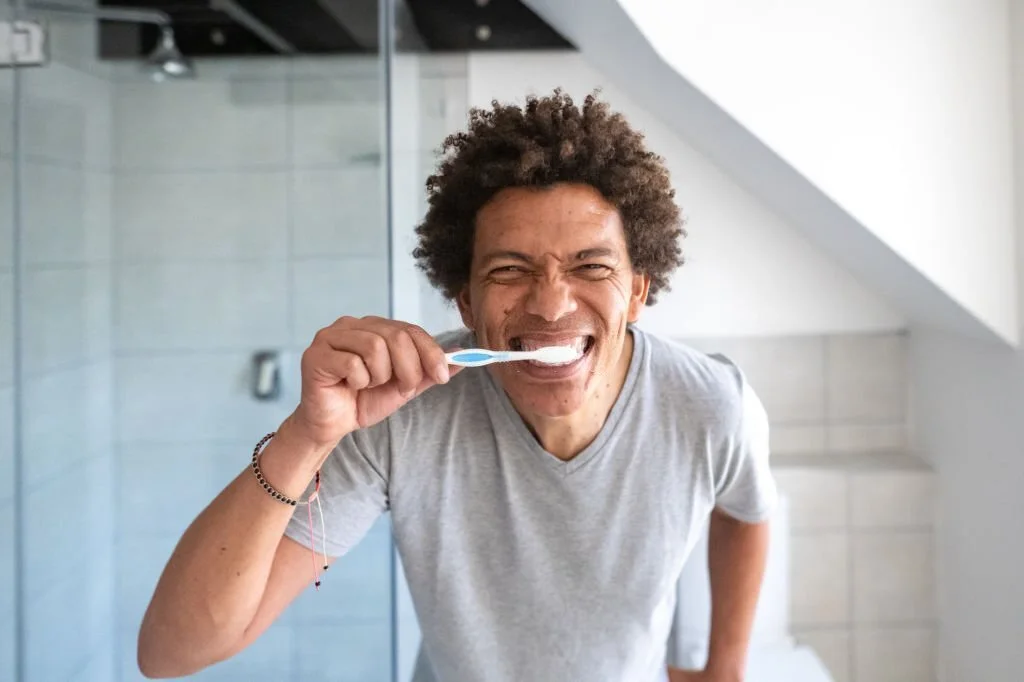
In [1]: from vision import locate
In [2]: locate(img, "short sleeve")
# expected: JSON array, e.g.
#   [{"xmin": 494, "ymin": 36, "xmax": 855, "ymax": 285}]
[
  {"xmin": 283, "ymin": 421, "xmax": 390, "ymax": 558},
  {"xmin": 711, "ymin": 369, "xmax": 778, "ymax": 523}
]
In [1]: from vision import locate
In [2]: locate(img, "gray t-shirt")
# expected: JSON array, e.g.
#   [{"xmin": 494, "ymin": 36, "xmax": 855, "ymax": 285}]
[{"xmin": 284, "ymin": 325, "xmax": 777, "ymax": 682}]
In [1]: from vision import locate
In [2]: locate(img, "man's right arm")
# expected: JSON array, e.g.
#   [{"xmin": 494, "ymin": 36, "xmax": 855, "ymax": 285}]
[
  {"xmin": 135, "ymin": 316, "xmax": 455, "ymax": 678},
  {"xmin": 136, "ymin": 419, "xmax": 335, "ymax": 678}
]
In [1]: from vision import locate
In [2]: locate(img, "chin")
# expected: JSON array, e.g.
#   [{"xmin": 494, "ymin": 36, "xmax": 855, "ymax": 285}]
[{"xmin": 504, "ymin": 381, "xmax": 589, "ymax": 418}]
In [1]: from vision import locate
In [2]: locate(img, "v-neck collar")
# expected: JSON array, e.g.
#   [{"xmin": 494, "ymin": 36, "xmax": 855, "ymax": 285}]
[{"xmin": 480, "ymin": 326, "xmax": 647, "ymax": 476}]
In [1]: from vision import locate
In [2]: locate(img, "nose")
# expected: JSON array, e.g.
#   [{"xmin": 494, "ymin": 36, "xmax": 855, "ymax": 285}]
[{"xmin": 523, "ymin": 272, "xmax": 578, "ymax": 322}]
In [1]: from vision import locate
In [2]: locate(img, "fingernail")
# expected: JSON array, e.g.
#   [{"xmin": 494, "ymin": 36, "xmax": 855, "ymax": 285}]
[{"xmin": 436, "ymin": 363, "xmax": 450, "ymax": 383}]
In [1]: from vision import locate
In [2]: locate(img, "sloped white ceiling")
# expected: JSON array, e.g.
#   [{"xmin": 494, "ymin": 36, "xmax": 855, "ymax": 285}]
[{"xmin": 523, "ymin": 0, "xmax": 1018, "ymax": 347}]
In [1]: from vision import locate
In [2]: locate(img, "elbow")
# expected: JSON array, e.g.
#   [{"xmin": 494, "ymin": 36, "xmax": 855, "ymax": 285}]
[
  {"xmin": 136, "ymin": 648, "xmax": 179, "ymax": 680},
  {"xmin": 136, "ymin": 637, "xmax": 192, "ymax": 680},
  {"xmin": 137, "ymin": 644, "xmax": 222, "ymax": 680},
  {"xmin": 136, "ymin": 625, "xmax": 228, "ymax": 680}
]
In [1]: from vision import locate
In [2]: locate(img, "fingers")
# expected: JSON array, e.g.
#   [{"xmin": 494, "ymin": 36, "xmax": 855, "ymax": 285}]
[
  {"xmin": 301, "ymin": 344, "xmax": 370, "ymax": 390},
  {"xmin": 375, "ymin": 325, "xmax": 424, "ymax": 395},
  {"xmin": 404, "ymin": 324, "xmax": 450, "ymax": 384},
  {"xmin": 310, "ymin": 316, "xmax": 450, "ymax": 392}
]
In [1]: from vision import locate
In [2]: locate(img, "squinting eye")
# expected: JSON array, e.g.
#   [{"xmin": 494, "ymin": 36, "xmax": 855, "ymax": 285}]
[
  {"xmin": 577, "ymin": 264, "xmax": 612, "ymax": 275},
  {"xmin": 489, "ymin": 266, "xmax": 528, "ymax": 278}
]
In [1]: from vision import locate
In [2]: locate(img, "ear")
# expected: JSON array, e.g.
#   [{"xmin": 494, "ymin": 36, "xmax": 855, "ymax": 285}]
[
  {"xmin": 456, "ymin": 285, "xmax": 475, "ymax": 330},
  {"xmin": 627, "ymin": 272, "xmax": 650, "ymax": 323}
]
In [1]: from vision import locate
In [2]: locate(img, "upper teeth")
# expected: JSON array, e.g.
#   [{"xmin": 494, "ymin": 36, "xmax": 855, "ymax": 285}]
[{"xmin": 519, "ymin": 337, "xmax": 586, "ymax": 352}]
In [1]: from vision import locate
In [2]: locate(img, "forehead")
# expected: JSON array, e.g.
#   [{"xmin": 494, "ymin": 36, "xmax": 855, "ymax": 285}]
[{"xmin": 474, "ymin": 183, "xmax": 626, "ymax": 253}]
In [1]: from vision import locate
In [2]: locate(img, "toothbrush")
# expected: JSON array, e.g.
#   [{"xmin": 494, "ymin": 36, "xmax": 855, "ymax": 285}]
[{"xmin": 445, "ymin": 346, "xmax": 581, "ymax": 368}]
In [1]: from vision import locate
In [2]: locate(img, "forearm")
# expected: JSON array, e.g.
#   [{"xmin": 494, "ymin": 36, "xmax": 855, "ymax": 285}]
[
  {"xmin": 137, "ymin": 419, "xmax": 333, "ymax": 676},
  {"xmin": 704, "ymin": 508, "xmax": 771, "ymax": 678}
]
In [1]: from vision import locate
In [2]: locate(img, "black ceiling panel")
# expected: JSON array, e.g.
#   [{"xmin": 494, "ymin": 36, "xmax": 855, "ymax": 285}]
[
  {"xmin": 400, "ymin": 0, "xmax": 572, "ymax": 51},
  {"xmin": 97, "ymin": 0, "xmax": 574, "ymax": 59}
]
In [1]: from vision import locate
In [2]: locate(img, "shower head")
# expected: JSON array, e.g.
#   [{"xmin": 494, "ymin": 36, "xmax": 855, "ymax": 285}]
[
  {"xmin": 26, "ymin": 1, "xmax": 197, "ymax": 81},
  {"xmin": 146, "ymin": 26, "xmax": 195, "ymax": 82}
]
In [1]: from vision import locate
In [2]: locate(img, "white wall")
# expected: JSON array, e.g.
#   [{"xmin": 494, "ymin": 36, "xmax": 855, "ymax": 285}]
[
  {"xmin": 906, "ymin": 3, "xmax": 1024, "ymax": 679},
  {"xmin": 463, "ymin": 53, "xmax": 904, "ymax": 339},
  {"xmin": 618, "ymin": 0, "xmax": 1018, "ymax": 344}
]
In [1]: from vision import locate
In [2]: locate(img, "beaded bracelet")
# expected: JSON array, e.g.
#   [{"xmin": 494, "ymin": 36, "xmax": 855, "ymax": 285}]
[
  {"xmin": 251, "ymin": 431, "xmax": 330, "ymax": 588},
  {"xmin": 250, "ymin": 431, "xmax": 302, "ymax": 506}
]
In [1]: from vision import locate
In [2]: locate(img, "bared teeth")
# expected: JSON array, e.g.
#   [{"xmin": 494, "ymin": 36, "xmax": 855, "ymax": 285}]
[{"xmin": 518, "ymin": 336, "xmax": 587, "ymax": 353}]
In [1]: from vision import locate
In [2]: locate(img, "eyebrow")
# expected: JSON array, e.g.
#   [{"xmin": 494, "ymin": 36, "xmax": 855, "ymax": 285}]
[{"xmin": 480, "ymin": 247, "xmax": 618, "ymax": 265}]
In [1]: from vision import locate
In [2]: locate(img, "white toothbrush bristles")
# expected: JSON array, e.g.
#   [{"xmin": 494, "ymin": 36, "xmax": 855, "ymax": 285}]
[{"xmin": 531, "ymin": 345, "xmax": 581, "ymax": 364}]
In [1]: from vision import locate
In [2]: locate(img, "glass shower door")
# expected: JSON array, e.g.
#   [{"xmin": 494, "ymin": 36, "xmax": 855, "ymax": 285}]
[
  {"xmin": 12, "ymin": 1, "xmax": 119, "ymax": 679},
  {"xmin": 1, "ymin": 2, "xmax": 18, "ymax": 680},
  {"xmin": 8, "ymin": 1, "xmax": 396, "ymax": 680}
]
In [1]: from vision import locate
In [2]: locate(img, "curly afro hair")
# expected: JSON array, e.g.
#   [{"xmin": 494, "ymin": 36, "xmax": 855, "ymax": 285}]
[{"xmin": 412, "ymin": 89, "xmax": 685, "ymax": 305}]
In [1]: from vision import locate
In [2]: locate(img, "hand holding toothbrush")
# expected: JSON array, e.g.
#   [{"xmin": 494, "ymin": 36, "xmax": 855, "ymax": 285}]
[{"xmin": 287, "ymin": 316, "xmax": 459, "ymax": 451}]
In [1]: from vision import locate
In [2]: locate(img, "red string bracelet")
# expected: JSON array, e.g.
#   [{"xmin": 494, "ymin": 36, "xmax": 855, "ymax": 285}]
[{"xmin": 251, "ymin": 432, "xmax": 329, "ymax": 589}]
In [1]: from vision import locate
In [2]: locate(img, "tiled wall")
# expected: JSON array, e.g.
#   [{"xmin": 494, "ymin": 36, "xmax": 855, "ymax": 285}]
[
  {"xmin": 110, "ymin": 55, "xmax": 396, "ymax": 681},
  {"xmin": 686, "ymin": 332, "xmax": 937, "ymax": 682},
  {"xmin": 8, "ymin": 9, "xmax": 118, "ymax": 682}
]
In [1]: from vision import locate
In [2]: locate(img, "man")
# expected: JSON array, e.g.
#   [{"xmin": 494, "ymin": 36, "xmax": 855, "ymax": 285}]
[{"xmin": 137, "ymin": 90, "xmax": 777, "ymax": 682}]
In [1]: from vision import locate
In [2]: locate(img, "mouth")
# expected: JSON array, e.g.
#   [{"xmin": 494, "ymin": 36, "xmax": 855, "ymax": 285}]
[{"xmin": 509, "ymin": 334, "xmax": 595, "ymax": 368}]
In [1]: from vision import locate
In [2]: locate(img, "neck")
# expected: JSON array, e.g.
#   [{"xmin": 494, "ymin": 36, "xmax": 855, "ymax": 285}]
[{"xmin": 525, "ymin": 330, "xmax": 635, "ymax": 461}]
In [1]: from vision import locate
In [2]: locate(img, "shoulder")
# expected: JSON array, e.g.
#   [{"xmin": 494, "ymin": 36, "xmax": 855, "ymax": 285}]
[
  {"xmin": 639, "ymin": 328, "xmax": 747, "ymax": 402},
  {"xmin": 432, "ymin": 326, "xmax": 475, "ymax": 351},
  {"xmin": 637, "ymin": 328, "xmax": 767, "ymax": 435}
]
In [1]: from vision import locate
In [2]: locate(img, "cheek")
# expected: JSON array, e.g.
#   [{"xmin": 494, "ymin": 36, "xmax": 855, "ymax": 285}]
[
  {"xmin": 591, "ymin": 280, "xmax": 634, "ymax": 318},
  {"xmin": 477, "ymin": 289, "xmax": 519, "ymax": 329}
]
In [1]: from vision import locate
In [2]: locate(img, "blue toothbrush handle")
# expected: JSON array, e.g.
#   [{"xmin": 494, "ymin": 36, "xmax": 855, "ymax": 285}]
[{"xmin": 445, "ymin": 348, "xmax": 509, "ymax": 367}]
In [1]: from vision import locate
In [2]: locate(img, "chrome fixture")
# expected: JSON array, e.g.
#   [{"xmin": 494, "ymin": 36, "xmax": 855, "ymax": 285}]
[
  {"xmin": 145, "ymin": 25, "xmax": 193, "ymax": 81},
  {"xmin": 25, "ymin": 0, "xmax": 195, "ymax": 81}
]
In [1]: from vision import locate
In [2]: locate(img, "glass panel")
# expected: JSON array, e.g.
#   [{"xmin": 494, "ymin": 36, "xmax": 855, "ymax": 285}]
[
  {"xmin": 13, "ymin": 1, "xmax": 117, "ymax": 679},
  {"xmin": 11, "ymin": 0, "xmax": 392, "ymax": 680},
  {"xmin": 386, "ymin": 4, "xmax": 467, "ymax": 336},
  {"xmin": 1, "ymin": 2, "xmax": 18, "ymax": 679},
  {"xmin": 384, "ymin": 4, "xmax": 469, "ymax": 680}
]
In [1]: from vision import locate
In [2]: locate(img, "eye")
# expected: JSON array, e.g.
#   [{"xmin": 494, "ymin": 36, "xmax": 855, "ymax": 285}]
[
  {"xmin": 488, "ymin": 265, "xmax": 529, "ymax": 280},
  {"xmin": 576, "ymin": 263, "xmax": 613, "ymax": 277}
]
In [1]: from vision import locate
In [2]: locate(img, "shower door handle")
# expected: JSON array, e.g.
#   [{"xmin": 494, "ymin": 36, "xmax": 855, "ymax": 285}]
[{"xmin": 252, "ymin": 351, "xmax": 281, "ymax": 401}]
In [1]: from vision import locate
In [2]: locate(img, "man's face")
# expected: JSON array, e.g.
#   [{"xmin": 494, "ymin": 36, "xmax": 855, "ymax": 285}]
[{"xmin": 457, "ymin": 183, "xmax": 650, "ymax": 418}]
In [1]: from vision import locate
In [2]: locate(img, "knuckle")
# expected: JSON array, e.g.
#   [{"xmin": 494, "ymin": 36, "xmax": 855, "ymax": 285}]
[
  {"xmin": 367, "ymin": 334, "xmax": 389, "ymax": 359},
  {"xmin": 300, "ymin": 344, "xmax": 319, "ymax": 368},
  {"xmin": 404, "ymin": 323, "xmax": 430, "ymax": 341},
  {"xmin": 343, "ymin": 354, "xmax": 361, "ymax": 372},
  {"xmin": 387, "ymin": 326, "xmax": 413, "ymax": 347}
]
